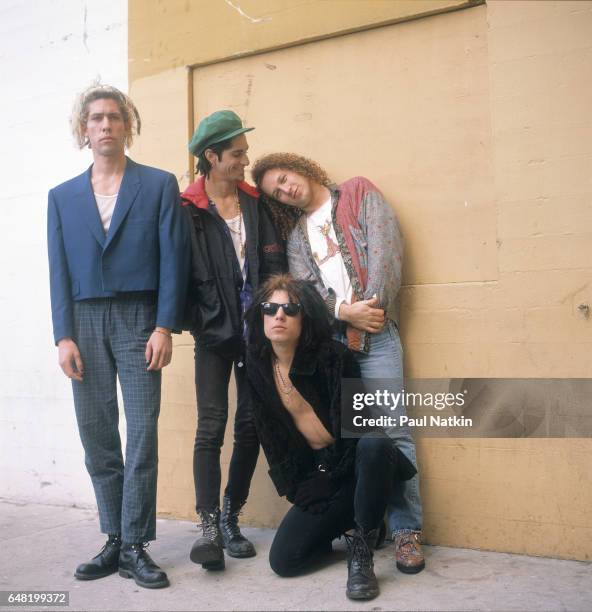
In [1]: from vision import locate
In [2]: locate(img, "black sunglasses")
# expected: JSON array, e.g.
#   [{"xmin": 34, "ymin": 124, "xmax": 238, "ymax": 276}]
[{"xmin": 260, "ymin": 302, "xmax": 302, "ymax": 317}]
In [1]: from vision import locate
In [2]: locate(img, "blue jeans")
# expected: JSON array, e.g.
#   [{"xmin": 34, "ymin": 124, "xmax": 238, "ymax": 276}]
[{"xmin": 337, "ymin": 322, "xmax": 423, "ymax": 534}]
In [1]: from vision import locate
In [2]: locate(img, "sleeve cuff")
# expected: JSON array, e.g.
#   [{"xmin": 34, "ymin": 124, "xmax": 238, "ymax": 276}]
[
  {"xmin": 326, "ymin": 290, "xmax": 337, "ymax": 320},
  {"xmin": 334, "ymin": 297, "xmax": 346, "ymax": 320}
]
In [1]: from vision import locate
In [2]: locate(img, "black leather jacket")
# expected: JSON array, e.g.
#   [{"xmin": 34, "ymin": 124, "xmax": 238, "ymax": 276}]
[{"xmin": 181, "ymin": 179, "xmax": 286, "ymax": 358}]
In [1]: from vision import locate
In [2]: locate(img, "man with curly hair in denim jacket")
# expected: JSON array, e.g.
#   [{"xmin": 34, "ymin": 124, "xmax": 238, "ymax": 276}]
[{"xmin": 251, "ymin": 153, "xmax": 425, "ymax": 576}]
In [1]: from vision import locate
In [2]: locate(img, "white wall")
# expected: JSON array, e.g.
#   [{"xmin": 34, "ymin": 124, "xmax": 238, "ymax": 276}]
[{"xmin": 0, "ymin": 0, "xmax": 127, "ymax": 506}]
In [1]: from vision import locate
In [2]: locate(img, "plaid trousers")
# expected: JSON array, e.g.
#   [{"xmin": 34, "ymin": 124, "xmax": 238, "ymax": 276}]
[{"xmin": 71, "ymin": 294, "xmax": 161, "ymax": 542}]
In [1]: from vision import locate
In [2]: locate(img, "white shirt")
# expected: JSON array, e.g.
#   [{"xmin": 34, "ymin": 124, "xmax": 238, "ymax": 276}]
[
  {"xmin": 225, "ymin": 213, "xmax": 247, "ymax": 279},
  {"xmin": 306, "ymin": 198, "xmax": 352, "ymax": 318},
  {"xmin": 94, "ymin": 192, "xmax": 118, "ymax": 233}
]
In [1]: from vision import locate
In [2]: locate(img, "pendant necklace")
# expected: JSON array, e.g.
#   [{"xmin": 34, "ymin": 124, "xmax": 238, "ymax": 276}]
[
  {"xmin": 226, "ymin": 192, "xmax": 245, "ymax": 259},
  {"xmin": 273, "ymin": 356, "xmax": 294, "ymax": 395},
  {"xmin": 236, "ymin": 195, "xmax": 245, "ymax": 259},
  {"xmin": 210, "ymin": 187, "xmax": 246, "ymax": 260}
]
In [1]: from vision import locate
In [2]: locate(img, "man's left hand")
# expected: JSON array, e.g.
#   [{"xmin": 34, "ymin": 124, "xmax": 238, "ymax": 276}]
[{"xmin": 145, "ymin": 328, "xmax": 173, "ymax": 371}]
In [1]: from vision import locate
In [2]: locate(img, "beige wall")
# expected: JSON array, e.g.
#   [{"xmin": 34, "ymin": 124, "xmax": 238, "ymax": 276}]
[
  {"xmin": 129, "ymin": 0, "xmax": 475, "ymax": 80},
  {"xmin": 129, "ymin": 0, "xmax": 592, "ymax": 561}
]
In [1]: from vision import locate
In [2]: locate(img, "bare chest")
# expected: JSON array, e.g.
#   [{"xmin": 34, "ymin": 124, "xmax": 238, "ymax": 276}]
[{"xmin": 276, "ymin": 383, "xmax": 334, "ymax": 450}]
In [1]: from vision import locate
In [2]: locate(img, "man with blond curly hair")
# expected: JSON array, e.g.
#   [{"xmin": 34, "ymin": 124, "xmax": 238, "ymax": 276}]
[
  {"xmin": 252, "ymin": 153, "xmax": 425, "ymax": 579},
  {"xmin": 47, "ymin": 84, "xmax": 188, "ymax": 589}
]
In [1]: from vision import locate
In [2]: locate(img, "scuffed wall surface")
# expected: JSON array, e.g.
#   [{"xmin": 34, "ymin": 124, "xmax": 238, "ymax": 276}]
[
  {"xmin": 129, "ymin": 0, "xmax": 475, "ymax": 80},
  {"xmin": 128, "ymin": 0, "xmax": 592, "ymax": 560},
  {"xmin": 402, "ymin": 0, "xmax": 592, "ymax": 561}
]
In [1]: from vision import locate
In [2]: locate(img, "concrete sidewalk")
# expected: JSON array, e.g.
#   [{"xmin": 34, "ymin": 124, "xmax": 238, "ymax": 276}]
[{"xmin": 1, "ymin": 499, "xmax": 590, "ymax": 612}]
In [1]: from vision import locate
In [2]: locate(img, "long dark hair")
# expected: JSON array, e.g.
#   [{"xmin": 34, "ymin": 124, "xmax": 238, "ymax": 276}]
[{"xmin": 245, "ymin": 274, "xmax": 332, "ymax": 360}]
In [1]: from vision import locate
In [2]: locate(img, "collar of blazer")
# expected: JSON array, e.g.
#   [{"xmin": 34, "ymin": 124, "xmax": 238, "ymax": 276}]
[{"xmin": 77, "ymin": 156, "xmax": 141, "ymax": 249}]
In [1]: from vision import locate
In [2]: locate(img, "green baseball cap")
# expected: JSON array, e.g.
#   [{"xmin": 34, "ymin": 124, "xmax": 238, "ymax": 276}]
[{"xmin": 188, "ymin": 110, "xmax": 254, "ymax": 156}]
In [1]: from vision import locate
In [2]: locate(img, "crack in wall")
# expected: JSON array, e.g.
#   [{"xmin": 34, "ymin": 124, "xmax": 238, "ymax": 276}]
[
  {"xmin": 222, "ymin": 0, "xmax": 271, "ymax": 24},
  {"xmin": 82, "ymin": 4, "xmax": 89, "ymax": 52}
]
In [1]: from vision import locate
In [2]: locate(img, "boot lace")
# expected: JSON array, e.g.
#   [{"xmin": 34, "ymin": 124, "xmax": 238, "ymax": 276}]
[
  {"xmin": 98, "ymin": 535, "xmax": 121, "ymax": 555},
  {"xmin": 126, "ymin": 542, "xmax": 150, "ymax": 555},
  {"xmin": 222, "ymin": 507, "xmax": 243, "ymax": 540},
  {"xmin": 197, "ymin": 510, "xmax": 221, "ymax": 541},
  {"xmin": 396, "ymin": 531, "xmax": 422, "ymax": 556},
  {"xmin": 344, "ymin": 532, "xmax": 373, "ymax": 571}
]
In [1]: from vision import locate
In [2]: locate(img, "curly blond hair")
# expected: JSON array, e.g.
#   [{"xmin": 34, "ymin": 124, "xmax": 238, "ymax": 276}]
[
  {"xmin": 70, "ymin": 83, "xmax": 141, "ymax": 149},
  {"xmin": 251, "ymin": 152, "xmax": 331, "ymax": 191}
]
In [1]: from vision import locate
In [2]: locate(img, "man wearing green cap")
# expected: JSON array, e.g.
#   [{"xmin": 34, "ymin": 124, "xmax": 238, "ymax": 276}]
[{"xmin": 181, "ymin": 110, "xmax": 285, "ymax": 570}]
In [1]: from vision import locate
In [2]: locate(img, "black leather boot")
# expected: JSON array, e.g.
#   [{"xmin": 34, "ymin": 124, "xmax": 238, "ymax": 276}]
[
  {"xmin": 74, "ymin": 534, "xmax": 121, "ymax": 580},
  {"xmin": 190, "ymin": 508, "xmax": 225, "ymax": 570},
  {"xmin": 118, "ymin": 542, "xmax": 169, "ymax": 589},
  {"xmin": 345, "ymin": 527, "xmax": 380, "ymax": 601},
  {"xmin": 219, "ymin": 496, "xmax": 256, "ymax": 558}
]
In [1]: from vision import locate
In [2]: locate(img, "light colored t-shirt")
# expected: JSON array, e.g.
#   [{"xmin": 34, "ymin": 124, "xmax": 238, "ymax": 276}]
[
  {"xmin": 306, "ymin": 198, "xmax": 352, "ymax": 318},
  {"xmin": 225, "ymin": 213, "xmax": 246, "ymax": 279},
  {"xmin": 94, "ymin": 192, "xmax": 118, "ymax": 233}
]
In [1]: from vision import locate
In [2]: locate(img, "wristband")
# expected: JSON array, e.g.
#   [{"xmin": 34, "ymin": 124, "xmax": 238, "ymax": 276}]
[{"xmin": 154, "ymin": 329, "xmax": 172, "ymax": 338}]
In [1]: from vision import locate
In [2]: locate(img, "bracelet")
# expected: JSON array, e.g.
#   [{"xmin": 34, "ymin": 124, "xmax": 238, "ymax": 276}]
[{"xmin": 154, "ymin": 329, "xmax": 172, "ymax": 338}]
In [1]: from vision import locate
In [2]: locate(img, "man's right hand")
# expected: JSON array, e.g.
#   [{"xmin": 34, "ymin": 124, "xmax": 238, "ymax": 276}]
[
  {"xmin": 58, "ymin": 338, "xmax": 84, "ymax": 382},
  {"xmin": 338, "ymin": 296, "xmax": 385, "ymax": 333}
]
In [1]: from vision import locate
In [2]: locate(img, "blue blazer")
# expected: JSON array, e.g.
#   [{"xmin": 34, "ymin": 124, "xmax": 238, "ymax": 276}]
[{"xmin": 48, "ymin": 157, "xmax": 189, "ymax": 344}]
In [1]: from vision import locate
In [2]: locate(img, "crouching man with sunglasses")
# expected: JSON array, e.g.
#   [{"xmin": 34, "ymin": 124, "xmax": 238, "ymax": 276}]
[{"xmin": 245, "ymin": 274, "xmax": 416, "ymax": 601}]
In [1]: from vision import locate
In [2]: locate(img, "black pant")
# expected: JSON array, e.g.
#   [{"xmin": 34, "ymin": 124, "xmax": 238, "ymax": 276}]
[
  {"xmin": 269, "ymin": 436, "xmax": 396, "ymax": 577},
  {"xmin": 193, "ymin": 343, "xmax": 260, "ymax": 511}
]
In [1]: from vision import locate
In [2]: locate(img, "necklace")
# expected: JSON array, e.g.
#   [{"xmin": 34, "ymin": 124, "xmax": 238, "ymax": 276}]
[
  {"xmin": 227, "ymin": 192, "xmax": 245, "ymax": 260},
  {"xmin": 236, "ymin": 195, "xmax": 245, "ymax": 259},
  {"xmin": 210, "ymin": 188, "xmax": 245, "ymax": 260},
  {"xmin": 273, "ymin": 357, "xmax": 294, "ymax": 395}
]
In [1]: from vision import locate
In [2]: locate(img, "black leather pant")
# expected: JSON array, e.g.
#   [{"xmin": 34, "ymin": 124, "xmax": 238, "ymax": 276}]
[{"xmin": 193, "ymin": 342, "xmax": 259, "ymax": 512}]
